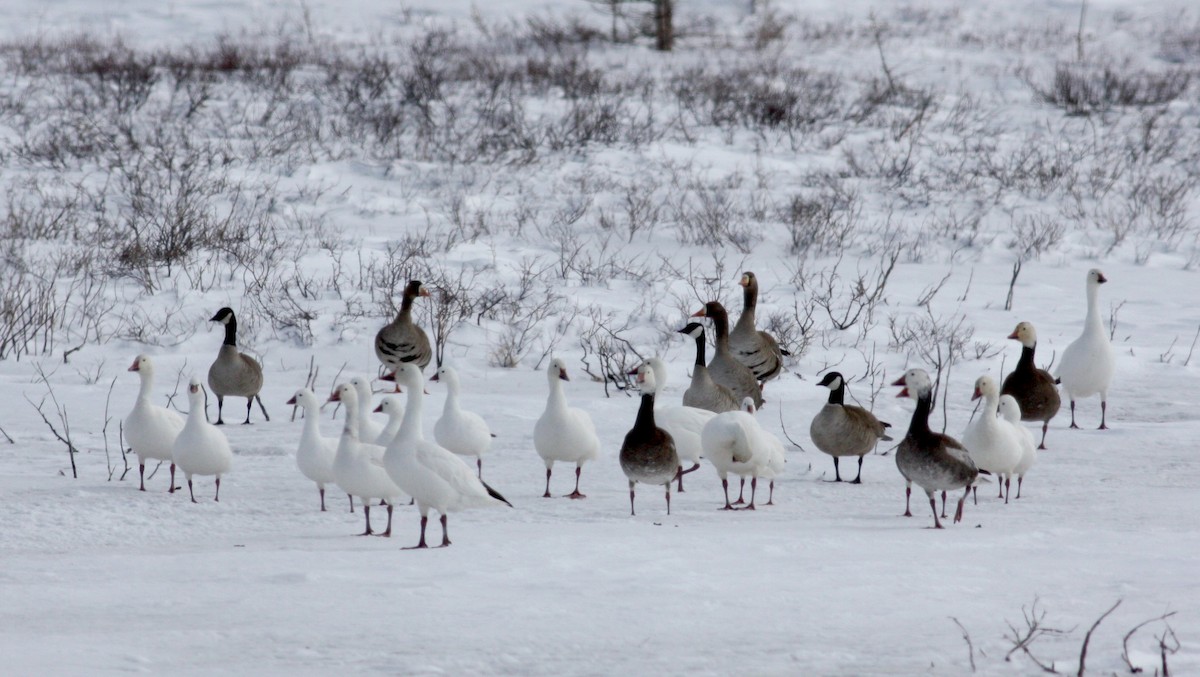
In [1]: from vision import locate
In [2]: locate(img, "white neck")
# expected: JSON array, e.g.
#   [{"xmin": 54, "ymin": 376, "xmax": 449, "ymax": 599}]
[
  {"xmin": 302, "ymin": 403, "xmax": 321, "ymax": 435},
  {"xmin": 399, "ymin": 386, "xmax": 424, "ymax": 441},
  {"xmin": 982, "ymin": 390, "xmax": 1000, "ymax": 417},
  {"xmin": 341, "ymin": 398, "xmax": 360, "ymax": 440},
  {"xmin": 1084, "ymin": 283, "xmax": 1104, "ymax": 334},
  {"xmin": 547, "ymin": 377, "xmax": 568, "ymax": 411},
  {"xmin": 137, "ymin": 370, "xmax": 154, "ymax": 401}
]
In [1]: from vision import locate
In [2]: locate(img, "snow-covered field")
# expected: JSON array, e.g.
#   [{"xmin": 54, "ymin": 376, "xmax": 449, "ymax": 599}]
[{"xmin": 1, "ymin": 0, "xmax": 1198, "ymax": 674}]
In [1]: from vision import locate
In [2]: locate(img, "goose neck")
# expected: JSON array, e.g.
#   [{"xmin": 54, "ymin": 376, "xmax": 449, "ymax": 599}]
[
  {"xmin": 222, "ymin": 319, "xmax": 238, "ymax": 347},
  {"xmin": 399, "ymin": 387, "xmax": 424, "ymax": 440},
  {"xmin": 692, "ymin": 334, "xmax": 707, "ymax": 367},
  {"xmin": 906, "ymin": 392, "xmax": 934, "ymax": 438},
  {"xmin": 1016, "ymin": 344, "xmax": 1036, "ymax": 371},
  {"xmin": 1084, "ymin": 284, "xmax": 1104, "ymax": 334},
  {"xmin": 709, "ymin": 310, "xmax": 730, "ymax": 348},
  {"xmin": 547, "ymin": 377, "xmax": 569, "ymax": 410},
  {"xmin": 136, "ymin": 370, "xmax": 154, "ymax": 401},
  {"xmin": 633, "ymin": 393, "xmax": 657, "ymax": 432},
  {"xmin": 826, "ymin": 383, "xmax": 845, "ymax": 405}
]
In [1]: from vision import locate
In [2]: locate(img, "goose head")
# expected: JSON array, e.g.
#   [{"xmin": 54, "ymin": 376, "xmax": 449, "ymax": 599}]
[
  {"xmin": 430, "ymin": 365, "xmax": 458, "ymax": 388},
  {"xmin": 677, "ymin": 322, "xmax": 705, "ymax": 340},
  {"xmin": 349, "ymin": 376, "xmax": 374, "ymax": 404},
  {"xmin": 286, "ymin": 387, "xmax": 318, "ymax": 409},
  {"xmin": 1007, "ymin": 321, "xmax": 1037, "ymax": 349},
  {"xmin": 548, "ymin": 358, "xmax": 570, "ymax": 383},
  {"xmin": 892, "ymin": 368, "xmax": 932, "ymax": 400},
  {"xmin": 1087, "ymin": 268, "xmax": 1108, "ymax": 286},
  {"xmin": 393, "ymin": 363, "xmax": 425, "ymax": 392},
  {"xmin": 327, "ymin": 382, "xmax": 357, "ymax": 407},
  {"xmin": 209, "ymin": 307, "xmax": 236, "ymax": 325},
  {"xmin": 738, "ymin": 271, "xmax": 758, "ymax": 291},
  {"xmin": 627, "ymin": 358, "xmax": 667, "ymax": 393},
  {"xmin": 816, "ymin": 371, "xmax": 845, "ymax": 391},
  {"xmin": 690, "ymin": 301, "xmax": 727, "ymax": 320},
  {"xmin": 741, "ymin": 397, "xmax": 757, "ymax": 415},
  {"xmin": 997, "ymin": 394, "xmax": 1023, "ymax": 423},
  {"xmin": 186, "ymin": 377, "xmax": 205, "ymax": 406},
  {"xmin": 971, "ymin": 375, "xmax": 998, "ymax": 402},
  {"xmin": 634, "ymin": 363, "xmax": 657, "ymax": 396},
  {"xmin": 374, "ymin": 396, "xmax": 403, "ymax": 416},
  {"xmin": 404, "ymin": 280, "xmax": 431, "ymax": 300},
  {"xmin": 128, "ymin": 354, "xmax": 152, "ymax": 373}
]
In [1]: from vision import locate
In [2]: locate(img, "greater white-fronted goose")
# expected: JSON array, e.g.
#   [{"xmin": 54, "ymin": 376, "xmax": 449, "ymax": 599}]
[
  {"xmin": 374, "ymin": 280, "xmax": 432, "ymax": 379},
  {"xmin": 125, "ymin": 355, "xmax": 185, "ymax": 493},
  {"xmin": 431, "ymin": 365, "xmax": 495, "ymax": 479},
  {"xmin": 730, "ymin": 271, "xmax": 785, "ymax": 386},
  {"xmin": 962, "ymin": 375, "xmax": 1022, "ymax": 503},
  {"xmin": 998, "ymin": 395, "xmax": 1037, "ymax": 499},
  {"xmin": 677, "ymin": 322, "xmax": 740, "ymax": 414},
  {"xmin": 534, "ymin": 358, "xmax": 601, "ymax": 499},
  {"xmin": 893, "ymin": 369, "xmax": 978, "ymax": 528},
  {"xmin": 1000, "ymin": 322, "xmax": 1061, "ymax": 449},
  {"xmin": 1056, "ymin": 269, "xmax": 1115, "ymax": 430},
  {"xmin": 809, "ymin": 371, "xmax": 892, "ymax": 483},
  {"xmin": 172, "ymin": 378, "xmax": 234, "ymax": 503},
  {"xmin": 620, "ymin": 366, "xmax": 680, "ymax": 516},
  {"xmin": 691, "ymin": 301, "xmax": 764, "ymax": 408},
  {"xmin": 207, "ymin": 308, "xmax": 267, "ymax": 425}
]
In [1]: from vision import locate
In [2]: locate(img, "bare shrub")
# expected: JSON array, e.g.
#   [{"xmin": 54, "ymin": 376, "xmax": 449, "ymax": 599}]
[
  {"xmin": 577, "ymin": 305, "xmax": 644, "ymax": 397},
  {"xmin": 0, "ymin": 263, "xmax": 60, "ymax": 360},
  {"xmin": 1029, "ymin": 61, "xmax": 1191, "ymax": 116},
  {"xmin": 780, "ymin": 183, "xmax": 861, "ymax": 256},
  {"xmin": 888, "ymin": 308, "xmax": 976, "ymax": 433}
]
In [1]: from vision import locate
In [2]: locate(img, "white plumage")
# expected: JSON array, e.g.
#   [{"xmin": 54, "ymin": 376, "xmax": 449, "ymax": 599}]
[
  {"xmin": 328, "ymin": 383, "xmax": 403, "ymax": 536},
  {"xmin": 639, "ymin": 357, "xmax": 715, "ymax": 491},
  {"xmin": 1056, "ymin": 268, "xmax": 1115, "ymax": 430},
  {"xmin": 701, "ymin": 397, "xmax": 776, "ymax": 509},
  {"xmin": 124, "ymin": 354, "xmax": 185, "ymax": 493},
  {"xmin": 998, "ymin": 395, "xmax": 1037, "ymax": 499},
  {"xmin": 172, "ymin": 378, "xmax": 233, "ymax": 503},
  {"xmin": 372, "ymin": 395, "xmax": 405, "ymax": 447},
  {"xmin": 962, "ymin": 376, "xmax": 1022, "ymax": 503},
  {"xmin": 348, "ymin": 376, "xmax": 386, "ymax": 444},
  {"xmin": 287, "ymin": 387, "xmax": 340, "ymax": 511},
  {"xmin": 534, "ymin": 357, "xmax": 601, "ymax": 499},
  {"xmin": 432, "ymin": 365, "xmax": 494, "ymax": 478}
]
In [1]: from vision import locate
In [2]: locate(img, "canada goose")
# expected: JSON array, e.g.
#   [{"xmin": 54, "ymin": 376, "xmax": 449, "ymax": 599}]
[
  {"xmin": 730, "ymin": 271, "xmax": 785, "ymax": 386},
  {"xmin": 962, "ymin": 376, "xmax": 1022, "ymax": 503},
  {"xmin": 620, "ymin": 365, "xmax": 680, "ymax": 516},
  {"xmin": 328, "ymin": 383, "xmax": 404, "ymax": 536},
  {"xmin": 1056, "ymin": 269, "xmax": 1115, "ymax": 430},
  {"xmin": 809, "ymin": 371, "xmax": 892, "ymax": 483},
  {"xmin": 1000, "ymin": 322, "xmax": 1061, "ymax": 449},
  {"xmin": 124, "ymin": 355, "xmax": 185, "ymax": 493},
  {"xmin": 172, "ymin": 378, "xmax": 234, "ymax": 503},
  {"xmin": 431, "ymin": 365, "xmax": 495, "ymax": 479},
  {"xmin": 630, "ymin": 357, "xmax": 715, "ymax": 492},
  {"xmin": 677, "ymin": 323, "xmax": 739, "ymax": 413},
  {"xmin": 534, "ymin": 358, "xmax": 601, "ymax": 499},
  {"xmin": 207, "ymin": 308, "xmax": 267, "ymax": 425},
  {"xmin": 691, "ymin": 301, "xmax": 764, "ymax": 408},
  {"xmin": 374, "ymin": 280, "xmax": 432, "ymax": 379}
]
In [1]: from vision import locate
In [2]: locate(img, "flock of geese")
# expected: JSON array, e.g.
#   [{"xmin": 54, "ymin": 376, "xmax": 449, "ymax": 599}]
[{"xmin": 122, "ymin": 269, "xmax": 1116, "ymax": 543}]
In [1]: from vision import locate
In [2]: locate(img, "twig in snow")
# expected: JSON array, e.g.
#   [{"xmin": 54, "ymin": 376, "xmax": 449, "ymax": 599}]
[
  {"xmin": 0, "ymin": 423, "xmax": 12, "ymax": 444},
  {"xmin": 1182, "ymin": 325, "xmax": 1200, "ymax": 367},
  {"xmin": 1120, "ymin": 610, "xmax": 1177, "ymax": 673},
  {"xmin": 776, "ymin": 401, "xmax": 808, "ymax": 452},
  {"xmin": 1004, "ymin": 597, "xmax": 1069, "ymax": 674},
  {"xmin": 292, "ymin": 355, "xmax": 318, "ymax": 422},
  {"xmin": 950, "ymin": 617, "xmax": 977, "ymax": 672},
  {"xmin": 102, "ymin": 374, "xmax": 119, "ymax": 481},
  {"xmin": 27, "ymin": 363, "xmax": 78, "ymax": 478},
  {"xmin": 1076, "ymin": 599, "xmax": 1120, "ymax": 676}
]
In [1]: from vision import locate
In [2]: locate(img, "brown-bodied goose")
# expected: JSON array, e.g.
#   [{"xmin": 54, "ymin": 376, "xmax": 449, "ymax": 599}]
[
  {"xmin": 810, "ymin": 371, "xmax": 892, "ymax": 483},
  {"xmin": 619, "ymin": 366, "xmax": 680, "ymax": 516},
  {"xmin": 730, "ymin": 271, "xmax": 785, "ymax": 386},
  {"xmin": 677, "ymin": 322, "xmax": 739, "ymax": 414},
  {"xmin": 691, "ymin": 302, "xmax": 764, "ymax": 409},
  {"xmin": 207, "ymin": 308, "xmax": 267, "ymax": 425},
  {"xmin": 374, "ymin": 280, "xmax": 432, "ymax": 378},
  {"xmin": 893, "ymin": 369, "xmax": 978, "ymax": 528},
  {"xmin": 1000, "ymin": 322, "xmax": 1061, "ymax": 449}
]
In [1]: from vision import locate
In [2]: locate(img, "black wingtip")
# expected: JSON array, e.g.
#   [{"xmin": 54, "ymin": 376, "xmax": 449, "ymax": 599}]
[
  {"xmin": 978, "ymin": 469, "xmax": 993, "ymax": 476},
  {"xmin": 780, "ymin": 348, "xmax": 792, "ymax": 356},
  {"xmin": 481, "ymin": 479, "xmax": 513, "ymax": 507},
  {"xmin": 490, "ymin": 433, "xmax": 497, "ymax": 438}
]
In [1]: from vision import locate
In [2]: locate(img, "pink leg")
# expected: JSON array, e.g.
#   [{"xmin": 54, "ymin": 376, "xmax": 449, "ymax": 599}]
[
  {"xmin": 733, "ymin": 478, "xmax": 746, "ymax": 505},
  {"xmin": 438, "ymin": 514, "xmax": 450, "ymax": 547},
  {"xmin": 766, "ymin": 480, "xmax": 775, "ymax": 506},
  {"xmin": 169, "ymin": 463, "xmax": 178, "ymax": 493},
  {"xmin": 904, "ymin": 484, "xmax": 912, "ymax": 517},
  {"xmin": 954, "ymin": 489, "xmax": 967, "ymax": 523},
  {"xmin": 628, "ymin": 480, "xmax": 636, "ymax": 516},
  {"xmin": 940, "ymin": 491, "xmax": 947, "ymax": 518},
  {"xmin": 676, "ymin": 463, "xmax": 700, "ymax": 492},
  {"xmin": 139, "ymin": 463, "xmax": 146, "ymax": 492},
  {"xmin": 565, "ymin": 466, "xmax": 586, "ymax": 499},
  {"xmin": 319, "ymin": 487, "xmax": 326, "ymax": 512},
  {"xmin": 187, "ymin": 479, "xmax": 197, "ymax": 504},
  {"xmin": 664, "ymin": 483, "xmax": 671, "ymax": 515},
  {"xmin": 1099, "ymin": 400, "xmax": 1108, "ymax": 430},
  {"xmin": 542, "ymin": 467, "xmax": 552, "ymax": 498},
  {"xmin": 741, "ymin": 477, "xmax": 757, "ymax": 511},
  {"xmin": 721, "ymin": 478, "xmax": 735, "ymax": 510},
  {"xmin": 404, "ymin": 515, "xmax": 429, "ymax": 549},
  {"xmin": 379, "ymin": 503, "xmax": 393, "ymax": 537},
  {"xmin": 360, "ymin": 504, "xmax": 373, "ymax": 536},
  {"xmin": 1069, "ymin": 400, "xmax": 1079, "ymax": 429},
  {"xmin": 929, "ymin": 495, "xmax": 943, "ymax": 529},
  {"xmin": 214, "ymin": 477, "xmax": 221, "ymax": 502}
]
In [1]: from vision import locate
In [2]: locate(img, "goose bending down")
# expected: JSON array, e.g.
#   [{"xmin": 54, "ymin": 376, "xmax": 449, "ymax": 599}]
[
  {"xmin": 172, "ymin": 378, "xmax": 234, "ymax": 503},
  {"xmin": 633, "ymin": 358, "xmax": 716, "ymax": 492},
  {"xmin": 431, "ymin": 366, "xmax": 494, "ymax": 479},
  {"xmin": 620, "ymin": 366, "xmax": 680, "ymax": 516},
  {"xmin": 372, "ymin": 396, "xmax": 406, "ymax": 447},
  {"xmin": 1000, "ymin": 322, "xmax": 1061, "ymax": 449},
  {"xmin": 962, "ymin": 376, "xmax": 1022, "ymax": 504},
  {"xmin": 730, "ymin": 271, "xmax": 785, "ymax": 386},
  {"xmin": 691, "ymin": 302, "xmax": 764, "ymax": 408},
  {"xmin": 534, "ymin": 358, "xmax": 601, "ymax": 499},
  {"xmin": 893, "ymin": 369, "xmax": 978, "ymax": 528},
  {"xmin": 286, "ymin": 388, "xmax": 347, "ymax": 512},
  {"xmin": 677, "ymin": 323, "xmax": 739, "ymax": 414},
  {"xmin": 755, "ymin": 404, "xmax": 786, "ymax": 506},
  {"xmin": 207, "ymin": 308, "xmax": 267, "ymax": 425},
  {"xmin": 374, "ymin": 280, "xmax": 432, "ymax": 380},
  {"xmin": 328, "ymin": 383, "xmax": 403, "ymax": 536},
  {"xmin": 1056, "ymin": 269, "xmax": 1115, "ymax": 430},
  {"xmin": 124, "ymin": 355, "xmax": 185, "ymax": 493},
  {"xmin": 809, "ymin": 371, "xmax": 892, "ymax": 483},
  {"xmin": 384, "ymin": 364, "xmax": 512, "ymax": 548},
  {"xmin": 701, "ymin": 397, "xmax": 775, "ymax": 510},
  {"xmin": 998, "ymin": 395, "xmax": 1037, "ymax": 499},
  {"xmin": 348, "ymin": 376, "xmax": 385, "ymax": 444}
]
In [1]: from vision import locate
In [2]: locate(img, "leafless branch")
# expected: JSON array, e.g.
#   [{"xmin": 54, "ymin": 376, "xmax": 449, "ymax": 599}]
[
  {"xmin": 950, "ymin": 617, "xmax": 977, "ymax": 673},
  {"xmin": 1121, "ymin": 610, "xmax": 1177, "ymax": 674},
  {"xmin": 1077, "ymin": 599, "xmax": 1121, "ymax": 676}
]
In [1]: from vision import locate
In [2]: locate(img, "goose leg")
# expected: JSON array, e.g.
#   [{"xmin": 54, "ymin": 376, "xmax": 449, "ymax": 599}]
[
  {"xmin": 741, "ymin": 477, "xmax": 757, "ymax": 511},
  {"xmin": 903, "ymin": 482, "xmax": 912, "ymax": 517},
  {"xmin": 721, "ymin": 478, "xmax": 735, "ymax": 510},
  {"xmin": 348, "ymin": 494, "xmax": 355, "ymax": 513},
  {"xmin": 215, "ymin": 395, "xmax": 226, "ymax": 425},
  {"xmin": 1038, "ymin": 421, "xmax": 1049, "ymax": 450},
  {"xmin": 379, "ymin": 503, "xmax": 393, "ymax": 537},
  {"xmin": 477, "ymin": 457, "xmax": 483, "ymax": 479},
  {"xmin": 833, "ymin": 457, "xmax": 842, "ymax": 482},
  {"xmin": 664, "ymin": 482, "xmax": 671, "ymax": 515},
  {"xmin": 139, "ymin": 463, "xmax": 146, "ymax": 491},
  {"xmin": 169, "ymin": 463, "xmax": 178, "ymax": 493},
  {"xmin": 628, "ymin": 480, "xmax": 636, "ymax": 516},
  {"xmin": 187, "ymin": 478, "xmax": 197, "ymax": 504},
  {"xmin": 940, "ymin": 491, "xmax": 947, "ymax": 519},
  {"xmin": 766, "ymin": 480, "xmax": 776, "ymax": 506},
  {"xmin": 565, "ymin": 465, "xmax": 586, "ymax": 499},
  {"xmin": 404, "ymin": 514, "xmax": 429, "ymax": 549},
  {"xmin": 542, "ymin": 467, "xmax": 552, "ymax": 498},
  {"xmin": 319, "ymin": 486, "xmax": 326, "ymax": 512},
  {"xmin": 997, "ymin": 479, "xmax": 1004, "ymax": 499},
  {"xmin": 928, "ymin": 493, "xmax": 943, "ymax": 529},
  {"xmin": 1099, "ymin": 399, "xmax": 1108, "ymax": 430},
  {"xmin": 255, "ymin": 395, "xmax": 270, "ymax": 422},
  {"xmin": 359, "ymin": 504, "xmax": 373, "ymax": 536},
  {"xmin": 851, "ymin": 456, "xmax": 864, "ymax": 484},
  {"xmin": 1069, "ymin": 399, "xmax": 1078, "ymax": 429},
  {"xmin": 214, "ymin": 476, "xmax": 221, "ymax": 502},
  {"xmin": 438, "ymin": 514, "xmax": 451, "ymax": 547},
  {"xmin": 733, "ymin": 478, "xmax": 746, "ymax": 505},
  {"xmin": 972, "ymin": 485, "xmax": 978, "ymax": 505},
  {"xmin": 676, "ymin": 463, "xmax": 700, "ymax": 492},
  {"xmin": 242, "ymin": 398, "xmax": 253, "ymax": 425},
  {"xmin": 1017, "ymin": 475, "xmax": 1024, "ymax": 499},
  {"xmin": 954, "ymin": 488, "xmax": 968, "ymax": 523},
  {"xmin": 1004, "ymin": 476, "xmax": 1011, "ymax": 504}
]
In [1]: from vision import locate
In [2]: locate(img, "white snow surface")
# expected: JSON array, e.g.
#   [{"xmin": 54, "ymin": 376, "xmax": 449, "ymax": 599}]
[{"xmin": 1, "ymin": 0, "xmax": 1199, "ymax": 674}]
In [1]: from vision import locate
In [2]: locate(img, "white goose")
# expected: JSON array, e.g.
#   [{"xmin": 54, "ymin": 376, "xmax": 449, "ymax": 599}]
[
  {"xmin": 286, "ymin": 387, "xmax": 346, "ymax": 512},
  {"xmin": 124, "ymin": 354, "xmax": 185, "ymax": 493},
  {"xmin": 384, "ymin": 363, "xmax": 512, "ymax": 548},
  {"xmin": 172, "ymin": 378, "xmax": 233, "ymax": 503},
  {"xmin": 701, "ymin": 397, "xmax": 773, "ymax": 510},
  {"xmin": 1056, "ymin": 268, "xmax": 1115, "ymax": 430},
  {"xmin": 634, "ymin": 357, "xmax": 715, "ymax": 492},
  {"xmin": 431, "ymin": 365, "xmax": 494, "ymax": 479},
  {"xmin": 534, "ymin": 358, "xmax": 601, "ymax": 499},
  {"xmin": 745, "ymin": 400, "xmax": 786, "ymax": 505},
  {"xmin": 328, "ymin": 383, "xmax": 403, "ymax": 536},
  {"xmin": 372, "ymin": 395, "xmax": 405, "ymax": 447},
  {"xmin": 998, "ymin": 395, "xmax": 1037, "ymax": 499},
  {"xmin": 348, "ymin": 376, "xmax": 386, "ymax": 444},
  {"xmin": 962, "ymin": 375, "xmax": 1022, "ymax": 503}
]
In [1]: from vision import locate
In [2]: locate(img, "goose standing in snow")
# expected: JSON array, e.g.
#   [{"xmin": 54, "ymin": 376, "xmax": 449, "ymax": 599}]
[
  {"xmin": 125, "ymin": 355, "xmax": 185, "ymax": 493},
  {"xmin": 286, "ymin": 388, "xmax": 346, "ymax": 512},
  {"xmin": 753, "ymin": 403, "xmax": 786, "ymax": 506},
  {"xmin": 809, "ymin": 371, "xmax": 892, "ymax": 483},
  {"xmin": 431, "ymin": 365, "xmax": 495, "ymax": 479},
  {"xmin": 207, "ymin": 307, "xmax": 267, "ymax": 425},
  {"xmin": 730, "ymin": 271, "xmax": 785, "ymax": 386},
  {"xmin": 701, "ymin": 397, "xmax": 774, "ymax": 510},
  {"xmin": 677, "ymin": 322, "xmax": 739, "ymax": 414},
  {"xmin": 620, "ymin": 366, "xmax": 680, "ymax": 515},
  {"xmin": 998, "ymin": 395, "xmax": 1037, "ymax": 499},
  {"xmin": 1000, "ymin": 322, "xmax": 1061, "ymax": 449},
  {"xmin": 372, "ymin": 396, "xmax": 405, "ymax": 447},
  {"xmin": 691, "ymin": 302, "xmax": 764, "ymax": 408},
  {"xmin": 631, "ymin": 358, "xmax": 715, "ymax": 492},
  {"xmin": 172, "ymin": 378, "xmax": 234, "ymax": 503},
  {"xmin": 348, "ymin": 376, "xmax": 385, "ymax": 444},
  {"xmin": 534, "ymin": 358, "xmax": 601, "ymax": 499},
  {"xmin": 374, "ymin": 280, "xmax": 432, "ymax": 380},
  {"xmin": 962, "ymin": 376, "xmax": 1022, "ymax": 504},
  {"xmin": 384, "ymin": 364, "xmax": 512, "ymax": 548},
  {"xmin": 328, "ymin": 383, "xmax": 403, "ymax": 536},
  {"xmin": 1056, "ymin": 269, "xmax": 1115, "ymax": 429},
  {"xmin": 893, "ymin": 369, "xmax": 978, "ymax": 528}
]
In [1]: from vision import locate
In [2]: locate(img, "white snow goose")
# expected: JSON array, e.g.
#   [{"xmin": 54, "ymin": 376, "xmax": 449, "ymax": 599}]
[
  {"xmin": 701, "ymin": 397, "xmax": 773, "ymax": 510},
  {"xmin": 372, "ymin": 395, "xmax": 405, "ymax": 447},
  {"xmin": 348, "ymin": 376, "xmax": 386, "ymax": 444},
  {"xmin": 677, "ymin": 322, "xmax": 739, "ymax": 414},
  {"xmin": 730, "ymin": 271, "xmax": 785, "ymax": 387},
  {"xmin": 124, "ymin": 354, "xmax": 185, "ymax": 493},
  {"xmin": 692, "ymin": 302, "xmax": 764, "ymax": 408},
  {"xmin": 374, "ymin": 280, "xmax": 432, "ymax": 382},
  {"xmin": 620, "ymin": 366, "xmax": 680, "ymax": 516},
  {"xmin": 328, "ymin": 383, "xmax": 404, "ymax": 536},
  {"xmin": 998, "ymin": 395, "xmax": 1037, "ymax": 499},
  {"xmin": 286, "ymin": 387, "xmax": 346, "ymax": 512},
  {"xmin": 384, "ymin": 363, "xmax": 512, "ymax": 549},
  {"xmin": 630, "ymin": 357, "xmax": 716, "ymax": 492},
  {"xmin": 809, "ymin": 371, "xmax": 892, "ymax": 483},
  {"xmin": 962, "ymin": 375, "xmax": 1022, "ymax": 504},
  {"xmin": 534, "ymin": 358, "xmax": 601, "ymax": 499},
  {"xmin": 206, "ymin": 307, "xmax": 267, "ymax": 425},
  {"xmin": 1056, "ymin": 269, "xmax": 1115, "ymax": 429},
  {"xmin": 1000, "ymin": 322, "xmax": 1061, "ymax": 449},
  {"xmin": 172, "ymin": 378, "xmax": 234, "ymax": 503},
  {"xmin": 431, "ymin": 365, "xmax": 495, "ymax": 479},
  {"xmin": 893, "ymin": 369, "xmax": 978, "ymax": 528}
]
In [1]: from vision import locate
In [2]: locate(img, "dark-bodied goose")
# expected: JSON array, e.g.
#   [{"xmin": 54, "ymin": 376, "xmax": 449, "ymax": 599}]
[
  {"xmin": 630, "ymin": 358, "xmax": 714, "ymax": 492},
  {"xmin": 1000, "ymin": 321, "xmax": 1061, "ymax": 449},
  {"xmin": 1055, "ymin": 269, "xmax": 1115, "ymax": 430},
  {"xmin": 730, "ymin": 271, "xmax": 785, "ymax": 386},
  {"xmin": 374, "ymin": 280, "xmax": 432, "ymax": 379},
  {"xmin": 677, "ymin": 323, "xmax": 739, "ymax": 414},
  {"xmin": 809, "ymin": 371, "xmax": 892, "ymax": 483},
  {"xmin": 620, "ymin": 366, "xmax": 680, "ymax": 516},
  {"xmin": 207, "ymin": 308, "xmax": 267, "ymax": 425},
  {"xmin": 691, "ymin": 302, "xmax": 764, "ymax": 409},
  {"xmin": 893, "ymin": 369, "xmax": 978, "ymax": 528}
]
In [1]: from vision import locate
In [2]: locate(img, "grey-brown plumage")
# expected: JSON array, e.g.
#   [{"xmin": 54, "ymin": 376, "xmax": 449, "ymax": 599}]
[
  {"xmin": 619, "ymin": 369, "xmax": 679, "ymax": 516},
  {"xmin": 207, "ymin": 308, "xmax": 267, "ymax": 425},
  {"xmin": 810, "ymin": 371, "xmax": 891, "ymax": 483},
  {"xmin": 1000, "ymin": 321, "xmax": 1061, "ymax": 450},
  {"xmin": 692, "ymin": 301, "xmax": 764, "ymax": 409},
  {"xmin": 678, "ymin": 322, "xmax": 739, "ymax": 413},
  {"xmin": 730, "ymin": 272, "xmax": 784, "ymax": 385},
  {"xmin": 374, "ymin": 280, "xmax": 432, "ymax": 374},
  {"xmin": 893, "ymin": 369, "xmax": 978, "ymax": 529}
]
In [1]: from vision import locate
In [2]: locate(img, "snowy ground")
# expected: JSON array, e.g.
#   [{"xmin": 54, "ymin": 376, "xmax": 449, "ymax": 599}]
[{"xmin": 2, "ymin": 0, "xmax": 1199, "ymax": 675}]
